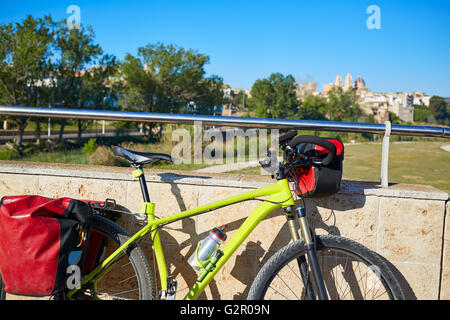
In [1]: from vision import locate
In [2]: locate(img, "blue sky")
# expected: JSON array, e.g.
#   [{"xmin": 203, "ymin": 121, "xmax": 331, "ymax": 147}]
[{"xmin": 1, "ymin": 0, "xmax": 450, "ymax": 96}]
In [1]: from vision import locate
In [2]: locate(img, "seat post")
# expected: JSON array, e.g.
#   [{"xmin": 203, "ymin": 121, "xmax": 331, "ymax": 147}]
[{"xmin": 134, "ymin": 166, "xmax": 151, "ymax": 203}]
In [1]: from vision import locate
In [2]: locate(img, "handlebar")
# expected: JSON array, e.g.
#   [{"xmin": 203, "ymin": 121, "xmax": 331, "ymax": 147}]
[
  {"xmin": 278, "ymin": 131, "xmax": 298, "ymax": 145},
  {"xmin": 287, "ymin": 135, "xmax": 337, "ymax": 166},
  {"xmin": 259, "ymin": 133, "xmax": 338, "ymax": 174}
]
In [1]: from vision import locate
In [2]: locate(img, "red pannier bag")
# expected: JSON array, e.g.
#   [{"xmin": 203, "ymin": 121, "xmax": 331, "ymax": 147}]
[
  {"xmin": 292, "ymin": 138, "xmax": 344, "ymax": 198},
  {"xmin": 0, "ymin": 195, "xmax": 92, "ymax": 296}
]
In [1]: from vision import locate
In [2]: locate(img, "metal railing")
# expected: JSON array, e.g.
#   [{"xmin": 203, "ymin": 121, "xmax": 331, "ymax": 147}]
[
  {"xmin": 0, "ymin": 105, "xmax": 449, "ymax": 187},
  {"xmin": 0, "ymin": 106, "xmax": 448, "ymax": 137}
]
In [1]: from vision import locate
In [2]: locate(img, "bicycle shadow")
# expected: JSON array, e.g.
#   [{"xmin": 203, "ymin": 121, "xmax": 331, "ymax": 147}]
[
  {"xmin": 220, "ymin": 186, "xmax": 415, "ymax": 300},
  {"xmin": 154, "ymin": 175, "xmax": 220, "ymax": 300},
  {"xmin": 299, "ymin": 189, "xmax": 416, "ymax": 300},
  {"xmin": 114, "ymin": 178, "xmax": 415, "ymax": 300},
  {"xmin": 157, "ymin": 172, "xmax": 212, "ymax": 183},
  {"xmin": 168, "ymin": 184, "xmax": 414, "ymax": 300}
]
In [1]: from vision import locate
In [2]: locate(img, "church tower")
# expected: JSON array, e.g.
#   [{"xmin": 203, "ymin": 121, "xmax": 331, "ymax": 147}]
[
  {"xmin": 334, "ymin": 74, "xmax": 342, "ymax": 87},
  {"xmin": 344, "ymin": 72, "xmax": 352, "ymax": 91}
]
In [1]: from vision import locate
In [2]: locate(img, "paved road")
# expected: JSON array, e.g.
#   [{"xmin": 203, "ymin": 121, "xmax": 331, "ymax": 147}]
[
  {"xmin": 194, "ymin": 157, "xmax": 283, "ymax": 173},
  {"xmin": 0, "ymin": 129, "xmax": 144, "ymax": 143},
  {"xmin": 440, "ymin": 144, "xmax": 450, "ymax": 152}
]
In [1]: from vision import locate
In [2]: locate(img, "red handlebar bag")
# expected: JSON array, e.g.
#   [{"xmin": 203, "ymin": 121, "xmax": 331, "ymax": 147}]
[
  {"xmin": 0, "ymin": 195, "xmax": 92, "ymax": 296},
  {"xmin": 292, "ymin": 138, "xmax": 344, "ymax": 198}
]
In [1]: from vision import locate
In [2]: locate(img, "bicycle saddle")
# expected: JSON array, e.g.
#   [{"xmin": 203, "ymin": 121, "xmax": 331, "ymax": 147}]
[{"xmin": 113, "ymin": 146, "xmax": 173, "ymax": 165}]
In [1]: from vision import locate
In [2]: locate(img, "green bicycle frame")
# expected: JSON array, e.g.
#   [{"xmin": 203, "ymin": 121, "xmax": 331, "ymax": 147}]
[{"xmin": 67, "ymin": 174, "xmax": 295, "ymax": 300}]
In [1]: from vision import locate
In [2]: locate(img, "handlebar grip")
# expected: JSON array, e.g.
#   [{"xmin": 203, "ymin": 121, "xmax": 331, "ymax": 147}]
[
  {"xmin": 287, "ymin": 135, "xmax": 337, "ymax": 166},
  {"xmin": 278, "ymin": 131, "xmax": 298, "ymax": 145}
]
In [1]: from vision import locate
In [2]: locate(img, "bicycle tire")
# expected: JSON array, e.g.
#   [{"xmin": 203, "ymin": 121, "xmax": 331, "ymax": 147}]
[
  {"xmin": 73, "ymin": 214, "xmax": 155, "ymax": 300},
  {"xmin": 248, "ymin": 235, "xmax": 405, "ymax": 300},
  {"xmin": 0, "ymin": 215, "xmax": 155, "ymax": 300}
]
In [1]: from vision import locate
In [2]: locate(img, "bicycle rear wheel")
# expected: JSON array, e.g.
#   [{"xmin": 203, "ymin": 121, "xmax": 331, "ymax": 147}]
[
  {"xmin": 0, "ymin": 215, "xmax": 155, "ymax": 300},
  {"xmin": 72, "ymin": 214, "xmax": 155, "ymax": 300},
  {"xmin": 248, "ymin": 235, "xmax": 404, "ymax": 300}
]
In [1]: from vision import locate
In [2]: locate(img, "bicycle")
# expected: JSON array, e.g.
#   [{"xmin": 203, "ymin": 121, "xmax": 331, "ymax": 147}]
[{"xmin": 0, "ymin": 132, "xmax": 405, "ymax": 300}]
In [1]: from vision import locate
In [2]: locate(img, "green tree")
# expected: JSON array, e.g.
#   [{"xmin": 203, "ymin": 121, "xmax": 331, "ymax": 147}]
[
  {"xmin": 81, "ymin": 54, "xmax": 120, "ymax": 109},
  {"xmin": 248, "ymin": 73, "xmax": 299, "ymax": 118},
  {"xmin": 138, "ymin": 43, "xmax": 208, "ymax": 113},
  {"xmin": 120, "ymin": 43, "xmax": 223, "ymax": 137},
  {"xmin": 78, "ymin": 53, "xmax": 121, "ymax": 137},
  {"xmin": 230, "ymin": 90, "xmax": 249, "ymax": 110},
  {"xmin": 388, "ymin": 111, "xmax": 402, "ymax": 124},
  {"xmin": 298, "ymin": 94, "xmax": 327, "ymax": 120},
  {"xmin": 429, "ymin": 96, "xmax": 449, "ymax": 124},
  {"xmin": 447, "ymin": 103, "xmax": 450, "ymax": 123},
  {"xmin": 188, "ymin": 74, "xmax": 224, "ymax": 115},
  {"xmin": 325, "ymin": 87, "xmax": 362, "ymax": 122},
  {"xmin": 119, "ymin": 53, "xmax": 158, "ymax": 136},
  {"xmin": 413, "ymin": 104, "xmax": 434, "ymax": 123},
  {"xmin": 52, "ymin": 21, "xmax": 102, "ymax": 140},
  {"xmin": 0, "ymin": 15, "xmax": 53, "ymax": 145}
]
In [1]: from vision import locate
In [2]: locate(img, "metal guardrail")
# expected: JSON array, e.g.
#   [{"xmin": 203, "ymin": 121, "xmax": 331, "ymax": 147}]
[
  {"xmin": 0, "ymin": 106, "xmax": 448, "ymax": 137},
  {"xmin": 0, "ymin": 105, "xmax": 449, "ymax": 187}
]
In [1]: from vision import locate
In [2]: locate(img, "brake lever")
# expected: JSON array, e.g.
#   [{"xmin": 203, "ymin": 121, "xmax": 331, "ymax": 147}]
[
  {"xmin": 259, "ymin": 148, "xmax": 278, "ymax": 174},
  {"xmin": 259, "ymin": 157, "xmax": 272, "ymax": 167},
  {"xmin": 259, "ymin": 157, "xmax": 279, "ymax": 174}
]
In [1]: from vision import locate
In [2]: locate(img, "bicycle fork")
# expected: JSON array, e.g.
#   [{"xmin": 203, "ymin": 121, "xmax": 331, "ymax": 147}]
[{"xmin": 285, "ymin": 206, "xmax": 329, "ymax": 300}]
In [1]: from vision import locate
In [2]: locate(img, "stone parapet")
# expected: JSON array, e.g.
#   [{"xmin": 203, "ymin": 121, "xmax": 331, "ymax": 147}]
[{"xmin": 0, "ymin": 161, "xmax": 447, "ymax": 299}]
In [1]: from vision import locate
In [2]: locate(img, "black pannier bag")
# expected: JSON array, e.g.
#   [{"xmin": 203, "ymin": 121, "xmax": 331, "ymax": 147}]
[
  {"xmin": 80, "ymin": 200, "xmax": 122, "ymax": 275},
  {"xmin": 290, "ymin": 137, "xmax": 344, "ymax": 198},
  {"xmin": 0, "ymin": 195, "xmax": 93, "ymax": 296}
]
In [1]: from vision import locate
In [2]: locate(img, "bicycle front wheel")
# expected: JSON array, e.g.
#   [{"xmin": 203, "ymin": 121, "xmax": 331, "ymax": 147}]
[{"xmin": 248, "ymin": 235, "xmax": 404, "ymax": 300}]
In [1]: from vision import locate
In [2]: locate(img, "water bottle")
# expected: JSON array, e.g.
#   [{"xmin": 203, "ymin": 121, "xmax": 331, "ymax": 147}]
[{"xmin": 188, "ymin": 227, "xmax": 226, "ymax": 271}]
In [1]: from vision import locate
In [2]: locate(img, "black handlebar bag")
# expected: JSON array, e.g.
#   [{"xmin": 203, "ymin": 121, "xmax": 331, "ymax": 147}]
[
  {"xmin": 0, "ymin": 195, "xmax": 92, "ymax": 296},
  {"xmin": 291, "ymin": 138, "xmax": 344, "ymax": 198}
]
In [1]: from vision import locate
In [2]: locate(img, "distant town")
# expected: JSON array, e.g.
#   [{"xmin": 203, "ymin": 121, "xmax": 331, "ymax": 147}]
[{"xmin": 222, "ymin": 73, "xmax": 438, "ymax": 124}]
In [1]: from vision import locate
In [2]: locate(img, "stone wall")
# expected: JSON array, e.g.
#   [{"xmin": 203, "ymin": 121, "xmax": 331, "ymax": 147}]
[{"xmin": 0, "ymin": 161, "xmax": 448, "ymax": 300}]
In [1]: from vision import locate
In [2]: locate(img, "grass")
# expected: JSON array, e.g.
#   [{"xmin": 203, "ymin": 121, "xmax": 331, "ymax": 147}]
[
  {"xmin": 226, "ymin": 141, "xmax": 450, "ymax": 193},
  {"xmin": 9, "ymin": 140, "xmax": 450, "ymax": 193},
  {"xmin": 5, "ymin": 120, "xmax": 119, "ymax": 132},
  {"xmin": 342, "ymin": 141, "xmax": 450, "ymax": 192},
  {"xmin": 20, "ymin": 149, "xmax": 90, "ymax": 164},
  {"xmin": 18, "ymin": 141, "xmax": 210, "ymax": 171}
]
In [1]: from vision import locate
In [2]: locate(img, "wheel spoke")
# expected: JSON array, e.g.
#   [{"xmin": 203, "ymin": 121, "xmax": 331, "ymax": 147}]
[
  {"xmin": 64, "ymin": 216, "xmax": 154, "ymax": 300},
  {"xmin": 252, "ymin": 236, "xmax": 400, "ymax": 301}
]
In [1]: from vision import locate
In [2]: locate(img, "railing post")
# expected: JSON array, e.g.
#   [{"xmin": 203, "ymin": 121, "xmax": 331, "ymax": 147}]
[
  {"xmin": 48, "ymin": 105, "xmax": 51, "ymax": 137},
  {"xmin": 380, "ymin": 120, "xmax": 391, "ymax": 187}
]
